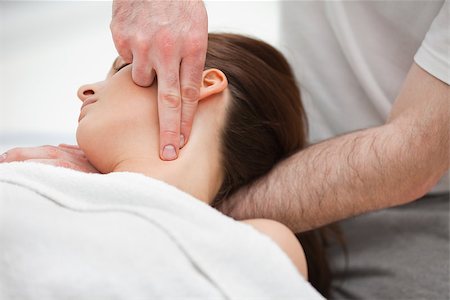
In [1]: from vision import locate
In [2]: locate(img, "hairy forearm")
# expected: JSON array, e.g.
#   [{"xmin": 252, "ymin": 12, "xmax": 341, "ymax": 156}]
[
  {"xmin": 227, "ymin": 122, "xmax": 448, "ymax": 232},
  {"xmin": 224, "ymin": 64, "xmax": 449, "ymax": 233}
]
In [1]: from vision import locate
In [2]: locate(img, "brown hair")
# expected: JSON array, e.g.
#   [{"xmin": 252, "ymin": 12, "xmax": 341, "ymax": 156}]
[
  {"xmin": 206, "ymin": 33, "xmax": 307, "ymax": 201},
  {"xmin": 205, "ymin": 33, "xmax": 334, "ymax": 296}
]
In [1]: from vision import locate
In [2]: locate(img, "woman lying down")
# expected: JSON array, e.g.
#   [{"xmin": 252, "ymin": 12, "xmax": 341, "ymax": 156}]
[{"xmin": 0, "ymin": 34, "xmax": 329, "ymax": 299}]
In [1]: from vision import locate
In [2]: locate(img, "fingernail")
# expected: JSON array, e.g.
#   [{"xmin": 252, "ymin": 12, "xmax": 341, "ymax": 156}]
[
  {"xmin": 0, "ymin": 152, "xmax": 7, "ymax": 162},
  {"xmin": 162, "ymin": 145, "xmax": 177, "ymax": 160},
  {"xmin": 180, "ymin": 134, "xmax": 185, "ymax": 148}
]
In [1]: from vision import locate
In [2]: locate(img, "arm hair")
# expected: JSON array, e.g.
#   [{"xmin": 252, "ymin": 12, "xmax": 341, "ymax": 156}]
[{"xmin": 224, "ymin": 63, "xmax": 449, "ymax": 232}]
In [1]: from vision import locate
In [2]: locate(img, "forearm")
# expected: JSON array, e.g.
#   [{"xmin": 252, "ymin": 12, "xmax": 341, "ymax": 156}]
[
  {"xmin": 229, "ymin": 122, "xmax": 447, "ymax": 232},
  {"xmin": 225, "ymin": 64, "xmax": 449, "ymax": 232}
]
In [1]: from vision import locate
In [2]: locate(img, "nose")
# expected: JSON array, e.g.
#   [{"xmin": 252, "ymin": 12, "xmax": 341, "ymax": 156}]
[{"xmin": 77, "ymin": 83, "xmax": 99, "ymax": 102}]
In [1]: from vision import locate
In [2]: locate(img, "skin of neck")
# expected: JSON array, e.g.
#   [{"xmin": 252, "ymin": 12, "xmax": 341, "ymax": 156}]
[{"xmin": 112, "ymin": 94, "xmax": 227, "ymax": 204}]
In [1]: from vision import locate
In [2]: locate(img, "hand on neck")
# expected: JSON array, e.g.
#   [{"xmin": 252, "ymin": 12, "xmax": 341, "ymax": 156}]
[{"xmin": 111, "ymin": 104, "xmax": 225, "ymax": 205}]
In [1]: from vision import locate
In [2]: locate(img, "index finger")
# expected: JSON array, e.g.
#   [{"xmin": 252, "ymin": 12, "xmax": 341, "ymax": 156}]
[{"xmin": 157, "ymin": 64, "xmax": 182, "ymax": 161}]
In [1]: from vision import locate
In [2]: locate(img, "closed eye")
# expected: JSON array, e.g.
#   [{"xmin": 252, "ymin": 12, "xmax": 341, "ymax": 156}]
[{"xmin": 113, "ymin": 63, "xmax": 131, "ymax": 73}]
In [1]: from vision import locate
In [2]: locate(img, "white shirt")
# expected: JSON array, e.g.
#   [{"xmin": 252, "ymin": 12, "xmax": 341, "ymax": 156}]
[{"xmin": 280, "ymin": 0, "xmax": 449, "ymax": 193}]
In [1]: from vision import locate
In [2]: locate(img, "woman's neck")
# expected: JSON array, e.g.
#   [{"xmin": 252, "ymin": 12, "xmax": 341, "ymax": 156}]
[
  {"xmin": 110, "ymin": 100, "xmax": 225, "ymax": 204},
  {"xmin": 112, "ymin": 146, "xmax": 222, "ymax": 204}
]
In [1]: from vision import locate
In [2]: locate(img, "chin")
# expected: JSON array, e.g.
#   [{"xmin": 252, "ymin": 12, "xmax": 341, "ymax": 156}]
[{"xmin": 76, "ymin": 123, "xmax": 110, "ymax": 174}]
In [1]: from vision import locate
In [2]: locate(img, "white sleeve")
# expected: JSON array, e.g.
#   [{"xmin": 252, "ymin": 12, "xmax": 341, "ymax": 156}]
[{"xmin": 414, "ymin": 0, "xmax": 449, "ymax": 85}]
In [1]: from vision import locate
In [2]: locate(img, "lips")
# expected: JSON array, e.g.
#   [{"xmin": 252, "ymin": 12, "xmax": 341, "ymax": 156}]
[
  {"xmin": 80, "ymin": 98, "xmax": 97, "ymax": 110},
  {"xmin": 78, "ymin": 98, "xmax": 97, "ymax": 122}
]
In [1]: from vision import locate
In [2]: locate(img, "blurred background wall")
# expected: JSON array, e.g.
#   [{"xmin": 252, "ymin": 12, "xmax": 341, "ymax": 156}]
[{"xmin": 0, "ymin": 1, "xmax": 280, "ymax": 153}]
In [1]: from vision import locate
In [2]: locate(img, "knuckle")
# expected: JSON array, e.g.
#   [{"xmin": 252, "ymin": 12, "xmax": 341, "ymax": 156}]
[
  {"xmin": 161, "ymin": 93, "xmax": 181, "ymax": 109},
  {"xmin": 157, "ymin": 37, "xmax": 176, "ymax": 60},
  {"xmin": 186, "ymin": 34, "xmax": 207, "ymax": 52},
  {"xmin": 181, "ymin": 86, "xmax": 200, "ymax": 103},
  {"xmin": 160, "ymin": 49, "xmax": 174, "ymax": 63},
  {"xmin": 113, "ymin": 36, "xmax": 129, "ymax": 51},
  {"xmin": 187, "ymin": 39, "xmax": 204, "ymax": 53},
  {"xmin": 55, "ymin": 159, "xmax": 75, "ymax": 170},
  {"xmin": 112, "ymin": 27, "xmax": 127, "ymax": 42},
  {"xmin": 134, "ymin": 36, "xmax": 151, "ymax": 53},
  {"xmin": 77, "ymin": 155, "xmax": 89, "ymax": 162},
  {"xmin": 158, "ymin": 33, "xmax": 175, "ymax": 49},
  {"xmin": 43, "ymin": 146, "xmax": 60, "ymax": 159},
  {"xmin": 161, "ymin": 130, "xmax": 179, "ymax": 139}
]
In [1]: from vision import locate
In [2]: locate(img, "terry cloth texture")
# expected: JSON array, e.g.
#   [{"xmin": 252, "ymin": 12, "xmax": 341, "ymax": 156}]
[{"xmin": 0, "ymin": 162, "xmax": 323, "ymax": 300}]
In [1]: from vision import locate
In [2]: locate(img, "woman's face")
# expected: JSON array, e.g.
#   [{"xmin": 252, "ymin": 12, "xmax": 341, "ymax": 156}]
[{"xmin": 76, "ymin": 57, "xmax": 159, "ymax": 173}]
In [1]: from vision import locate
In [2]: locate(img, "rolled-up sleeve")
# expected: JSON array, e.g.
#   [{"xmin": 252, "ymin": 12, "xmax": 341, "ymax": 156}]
[{"xmin": 414, "ymin": 0, "xmax": 450, "ymax": 85}]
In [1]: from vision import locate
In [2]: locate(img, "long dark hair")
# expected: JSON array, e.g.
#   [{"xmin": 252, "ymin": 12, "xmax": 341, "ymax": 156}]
[
  {"xmin": 205, "ymin": 33, "xmax": 335, "ymax": 296},
  {"xmin": 207, "ymin": 34, "xmax": 307, "ymax": 201}
]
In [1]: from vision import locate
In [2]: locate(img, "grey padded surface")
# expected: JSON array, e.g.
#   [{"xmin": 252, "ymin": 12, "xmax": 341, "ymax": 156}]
[{"xmin": 328, "ymin": 193, "xmax": 449, "ymax": 299}]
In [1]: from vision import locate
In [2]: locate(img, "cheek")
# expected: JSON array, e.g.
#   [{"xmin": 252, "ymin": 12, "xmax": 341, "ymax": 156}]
[
  {"xmin": 76, "ymin": 116, "xmax": 130, "ymax": 173},
  {"xmin": 76, "ymin": 115, "xmax": 114, "ymax": 173},
  {"xmin": 76, "ymin": 99, "xmax": 159, "ymax": 172}
]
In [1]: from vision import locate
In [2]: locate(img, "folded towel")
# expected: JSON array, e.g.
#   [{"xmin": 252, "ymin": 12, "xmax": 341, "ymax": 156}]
[{"xmin": 0, "ymin": 162, "xmax": 323, "ymax": 299}]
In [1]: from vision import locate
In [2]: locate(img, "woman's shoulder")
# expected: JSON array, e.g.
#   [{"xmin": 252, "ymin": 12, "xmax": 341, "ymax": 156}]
[{"xmin": 240, "ymin": 218, "xmax": 308, "ymax": 279}]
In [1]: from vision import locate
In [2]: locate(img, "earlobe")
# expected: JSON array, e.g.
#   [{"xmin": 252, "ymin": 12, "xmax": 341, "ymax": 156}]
[{"xmin": 199, "ymin": 69, "xmax": 228, "ymax": 101}]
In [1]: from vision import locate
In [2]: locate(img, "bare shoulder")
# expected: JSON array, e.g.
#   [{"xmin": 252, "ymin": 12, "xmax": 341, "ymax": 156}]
[{"xmin": 241, "ymin": 218, "xmax": 308, "ymax": 278}]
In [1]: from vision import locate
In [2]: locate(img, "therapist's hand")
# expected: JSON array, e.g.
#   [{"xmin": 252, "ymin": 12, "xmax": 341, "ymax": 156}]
[
  {"xmin": 0, "ymin": 144, "xmax": 99, "ymax": 173},
  {"xmin": 110, "ymin": 0, "xmax": 208, "ymax": 161}
]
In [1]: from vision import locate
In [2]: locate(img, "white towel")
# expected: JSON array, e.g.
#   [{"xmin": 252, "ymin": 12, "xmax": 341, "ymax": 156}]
[{"xmin": 0, "ymin": 162, "xmax": 323, "ymax": 300}]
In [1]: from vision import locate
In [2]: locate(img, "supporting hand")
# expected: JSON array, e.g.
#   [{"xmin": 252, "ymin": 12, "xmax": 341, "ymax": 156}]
[{"xmin": 0, "ymin": 144, "xmax": 99, "ymax": 173}]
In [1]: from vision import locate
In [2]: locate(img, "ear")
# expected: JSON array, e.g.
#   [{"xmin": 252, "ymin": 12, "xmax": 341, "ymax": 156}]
[{"xmin": 199, "ymin": 69, "xmax": 228, "ymax": 101}]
